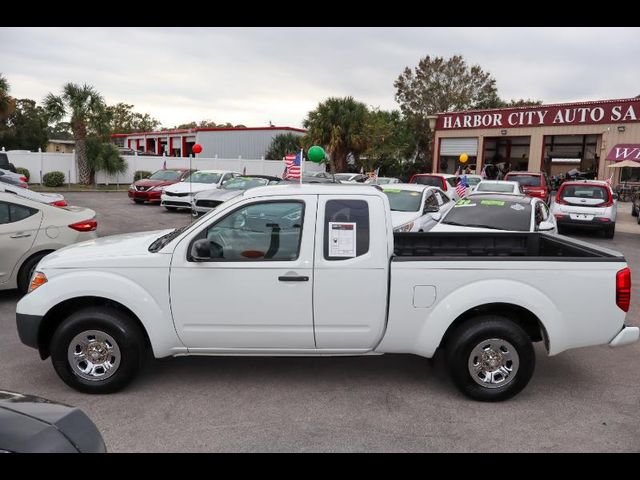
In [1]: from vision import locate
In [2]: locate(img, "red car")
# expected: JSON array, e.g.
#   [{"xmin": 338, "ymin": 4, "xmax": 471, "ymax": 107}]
[
  {"xmin": 128, "ymin": 168, "xmax": 195, "ymax": 204},
  {"xmin": 504, "ymin": 171, "xmax": 551, "ymax": 204}
]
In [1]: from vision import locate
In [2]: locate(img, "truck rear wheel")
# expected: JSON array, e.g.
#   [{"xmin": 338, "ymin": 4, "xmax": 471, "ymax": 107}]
[
  {"xmin": 50, "ymin": 307, "xmax": 146, "ymax": 394},
  {"xmin": 445, "ymin": 316, "xmax": 535, "ymax": 402}
]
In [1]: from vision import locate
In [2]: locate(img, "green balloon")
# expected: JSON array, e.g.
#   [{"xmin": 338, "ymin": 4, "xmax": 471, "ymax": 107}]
[{"xmin": 308, "ymin": 145, "xmax": 325, "ymax": 163}]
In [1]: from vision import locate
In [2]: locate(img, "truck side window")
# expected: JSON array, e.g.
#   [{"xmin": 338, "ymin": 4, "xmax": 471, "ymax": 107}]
[
  {"xmin": 200, "ymin": 201, "xmax": 304, "ymax": 261},
  {"xmin": 324, "ymin": 199, "xmax": 369, "ymax": 260}
]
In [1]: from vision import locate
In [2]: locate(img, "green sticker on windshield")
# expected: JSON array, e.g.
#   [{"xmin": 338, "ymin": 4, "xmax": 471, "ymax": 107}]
[
  {"xmin": 454, "ymin": 199, "xmax": 476, "ymax": 207},
  {"xmin": 480, "ymin": 200, "xmax": 505, "ymax": 206},
  {"xmin": 383, "ymin": 189, "xmax": 401, "ymax": 193}
]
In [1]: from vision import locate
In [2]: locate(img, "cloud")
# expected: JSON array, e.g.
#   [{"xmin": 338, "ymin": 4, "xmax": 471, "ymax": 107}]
[{"xmin": 1, "ymin": 27, "xmax": 639, "ymax": 128}]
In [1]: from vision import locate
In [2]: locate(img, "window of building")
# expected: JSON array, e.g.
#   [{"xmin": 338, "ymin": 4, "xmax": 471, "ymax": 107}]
[
  {"xmin": 543, "ymin": 134, "xmax": 600, "ymax": 177},
  {"xmin": 482, "ymin": 136, "xmax": 531, "ymax": 178}
]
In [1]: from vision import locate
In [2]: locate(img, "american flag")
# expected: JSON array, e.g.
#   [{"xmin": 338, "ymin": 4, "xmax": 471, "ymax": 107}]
[
  {"xmin": 283, "ymin": 151, "xmax": 302, "ymax": 180},
  {"xmin": 456, "ymin": 175, "xmax": 469, "ymax": 198},
  {"xmin": 606, "ymin": 174, "xmax": 613, "ymax": 186},
  {"xmin": 455, "ymin": 165, "xmax": 462, "ymax": 176}
]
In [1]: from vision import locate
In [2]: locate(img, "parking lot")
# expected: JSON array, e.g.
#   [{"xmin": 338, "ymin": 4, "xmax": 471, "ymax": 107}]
[{"xmin": 1, "ymin": 191, "xmax": 640, "ymax": 452}]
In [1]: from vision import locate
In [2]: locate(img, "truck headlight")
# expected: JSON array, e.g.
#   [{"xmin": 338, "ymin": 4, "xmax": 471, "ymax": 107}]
[
  {"xmin": 394, "ymin": 221, "xmax": 414, "ymax": 233},
  {"xmin": 28, "ymin": 272, "xmax": 47, "ymax": 293}
]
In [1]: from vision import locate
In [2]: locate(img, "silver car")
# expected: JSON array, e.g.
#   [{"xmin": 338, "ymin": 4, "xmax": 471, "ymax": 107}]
[{"xmin": 191, "ymin": 175, "xmax": 281, "ymax": 217}]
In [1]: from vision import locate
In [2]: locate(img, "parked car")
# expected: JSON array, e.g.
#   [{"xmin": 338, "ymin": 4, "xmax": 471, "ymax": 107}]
[
  {"xmin": 0, "ymin": 389, "xmax": 106, "ymax": 453},
  {"xmin": 0, "ymin": 192, "xmax": 97, "ymax": 293},
  {"xmin": 408, "ymin": 173, "xmax": 459, "ymax": 200},
  {"xmin": 16, "ymin": 184, "xmax": 638, "ymax": 401},
  {"xmin": 0, "ymin": 152, "xmax": 17, "ymax": 173},
  {"xmin": 551, "ymin": 180, "xmax": 617, "ymax": 238},
  {"xmin": 191, "ymin": 175, "xmax": 281, "ymax": 217},
  {"xmin": 383, "ymin": 184, "xmax": 454, "ymax": 232},
  {"xmin": 0, "ymin": 183, "xmax": 66, "ymax": 206},
  {"xmin": 458, "ymin": 174, "xmax": 483, "ymax": 192},
  {"xmin": 128, "ymin": 168, "xmax": 195, "ymax": 204},
  {"xmin": 0, "ymin": 168, "xmax": 28, "ymax": 188},
  {"xmin": 160, "ymin": 170, "xmax": 240, "ymax": 211},
  {"xmin": 504, "ymin": 171, "xmax": 552, "ymax": 204},
  {"xmin": 333, "ymin": 173, "xmax": 368, "ymax": 183},
  {"xmin": 431, "ymin": 193, "xmax": 557, "ymax": 234},
  {"xmin": 365, "ymin": 177, "xmax": 400, "ymax": 185},
  {"xmin": 470, "ymin": 180, "xmax": 524, "ymax": 195}
]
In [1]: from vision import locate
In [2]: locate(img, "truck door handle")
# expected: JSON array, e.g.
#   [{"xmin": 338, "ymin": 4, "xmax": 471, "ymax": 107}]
[
  {"xmin": 10, "ymin": 233, "xmax": 31, "ymax": 239},
  {"xmin": 278, "ymin": 275, "xmax": 309, "ymax": 282}
]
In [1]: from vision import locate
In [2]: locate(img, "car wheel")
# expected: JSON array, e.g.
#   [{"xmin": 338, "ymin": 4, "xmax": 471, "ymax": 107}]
[
  {"xmin": 164, "ymin": 206, "xmax": 177, "ymax": 211},
  {"xmin": 133, "ymin": 199, "xmax": 145, "ymax": 204},
  {"xmin": 604, "ymin": 224, "xmax": 615, "ymax": 239},
  {"xmin": 445, "ymin": 316, "xmax": 535, "ymax": 402},
  {"xmin": 17, "ymin": 252, "xmax": 51, "ymax": 294},
  {"xmin": 50, "ymin": 307, "xmax": 146, "ymax": 394}
]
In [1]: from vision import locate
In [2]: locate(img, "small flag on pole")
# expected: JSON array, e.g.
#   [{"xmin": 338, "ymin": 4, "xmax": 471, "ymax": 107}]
[
  {"xmin": 606, "ymin": 173, "xmax": 613, "ymax": 186},
  {"xmin": 455, "ymin": 165, "xmax": 462, "ymax": 176},
  {"xmin": 162, "ymin": 160, "xmax": 167, "ymax": 170},
  {"xmin": 283, "ymin": 151, "xmax": 302, "ymax": 180},
  {"xmin": 456, "ymin": 175, "xmax": 468, "ymax": 198},
  {"xmin": 242, "ymin": 166, "xmax": 247, "ymax": 176}
]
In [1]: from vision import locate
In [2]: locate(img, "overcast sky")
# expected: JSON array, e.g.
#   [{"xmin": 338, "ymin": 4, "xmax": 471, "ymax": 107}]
[{"xmin": 1, "ymin": 27, "xmax": 639, "ymax": 129}]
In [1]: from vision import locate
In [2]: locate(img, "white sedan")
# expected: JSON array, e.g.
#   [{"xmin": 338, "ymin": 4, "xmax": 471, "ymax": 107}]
[
  {"xmin": 383, "ymin": 184, "xmax": 454, "ymax": 232},
  {"xmin": 160, "ymin": 170, "xmax": 240, "ymax": 211},
  {"xmin": 470, "ymin": 180, "xmax": 524, "ymax": 195},
  {"xmin": 0, "ymin": 183, "xmax": 67, "ymax": 206},
  {"xmin": 431, "ymin": 193, "xmax": 557, "ymax": 234},
  {"xmin": 333, "ymin": 173, "xmax": 368, "ymax": 184},
  {"xmin": 0, "ymin": 192, "xmax": 97, "ymax": 293}
]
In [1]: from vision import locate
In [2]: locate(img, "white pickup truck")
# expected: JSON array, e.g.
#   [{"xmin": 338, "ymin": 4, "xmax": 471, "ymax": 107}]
[{"xmin": 16, "ymin": 185, "xmax": 639, "ymax": 401}]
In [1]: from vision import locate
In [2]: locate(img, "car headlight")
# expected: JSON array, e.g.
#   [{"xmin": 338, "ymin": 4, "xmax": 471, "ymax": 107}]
[
  {"xmin": 128, "ymin": 184, "xmax": 135, "ymax": 190},
  {"xmin": 28, "ymin": 271, "xmax": 47, "ymax": 293},
  {"xmin": 150, "ymin": 186, "xmax": 164, "ymax": 192},
  {"xmin": 394, "ymin": 221, "xmax": 414, "ymax": 233}
]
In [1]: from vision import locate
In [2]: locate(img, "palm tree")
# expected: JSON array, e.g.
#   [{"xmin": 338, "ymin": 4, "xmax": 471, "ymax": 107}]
[
  {"xmin": 303, "ymin": 97, "xmax": 369, "ymax": 173},
  {"xmin": 43, "ymin": 83, "xmax": 106, "ymax": 184},
  {"xmin": 0, "ymin": 73, "xmax": 16, "ymax": 121}
]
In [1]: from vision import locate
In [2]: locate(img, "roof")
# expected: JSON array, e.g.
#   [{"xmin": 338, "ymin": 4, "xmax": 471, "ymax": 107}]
[
  {"xmin": 243, "ymin": 183, "xmax": 386, "ymax": 199},
  {"xmin": 111, "ymin": 126, "xmax": 307, "ymax": 138},
  {"xmin": 560, "ymin": 180, "xmax": 611, "ymax": 187},
  {"xmin": 462, "ymin": 193, "xmax": 532, "ymax": 204}
]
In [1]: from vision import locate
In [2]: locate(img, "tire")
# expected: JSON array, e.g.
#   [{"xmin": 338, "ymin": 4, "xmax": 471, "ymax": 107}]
[
  {"xmin": 164, "ymin": 206, "xmax": 177, "ymax": 211},
  {"xmin": 445, "ymin": 316, "xmax": 535, "ymax": 402},
  {"xmin": 604, "ymin": 224, "xmax": 615, "ymax": 239},
  {"xmin": 17, "ymin": 252, "xmax": 50, "ymax": 294},
  {"xmin": 50, "ymin": 307, "xmax": 146, "ymax": 394},
  {"xmin": 133, "ymin": 199, "xmax": 145, "ymax": 204}
]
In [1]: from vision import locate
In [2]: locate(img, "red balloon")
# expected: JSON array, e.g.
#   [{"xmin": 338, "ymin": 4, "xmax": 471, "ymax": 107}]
[{"xmin": 192, "ymin": 143, "xmax": 203, "ymax": 154}]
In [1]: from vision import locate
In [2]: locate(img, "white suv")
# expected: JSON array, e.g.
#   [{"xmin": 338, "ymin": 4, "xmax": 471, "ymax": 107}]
[{"xmin": 551, "ymin": 180, "xmax": 617, "ymax": 238}]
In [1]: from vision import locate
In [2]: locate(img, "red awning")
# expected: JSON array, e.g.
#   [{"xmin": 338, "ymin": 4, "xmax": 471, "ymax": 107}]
[{"xmin": 606, "ymin": 144, "xmax": 640, "ymax": 161}]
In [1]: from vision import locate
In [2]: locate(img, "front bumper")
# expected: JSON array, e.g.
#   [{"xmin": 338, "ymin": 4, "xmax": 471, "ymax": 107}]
[
  {"xmin": 609, "ymin": 325, "xmax": 640, "ymax": 347},
  {"xmin": 161, "ymin": 193, "xmax": 192, "ymax": 208},
  {"xmin": 16, "ymin": 313, "xmax": 43, "ymax": 350},
  {"xmin": 128, "ymin": 189, "xmax": 162, "ymax": 202}
]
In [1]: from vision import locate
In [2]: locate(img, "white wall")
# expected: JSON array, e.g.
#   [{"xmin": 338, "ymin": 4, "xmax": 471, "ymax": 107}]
[{"xmin": 5, "ymin": 151, "xmax": 324, "ymax": 184}]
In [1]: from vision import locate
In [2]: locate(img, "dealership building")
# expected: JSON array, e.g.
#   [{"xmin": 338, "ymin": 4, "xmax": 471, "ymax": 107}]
[
  {"xmin": 111, "ymin": 126, "xmax": 306, "ymax": 159},
  {"xmin": 431, "ymin": 97, "xmax": 640, "ymax": 183}
]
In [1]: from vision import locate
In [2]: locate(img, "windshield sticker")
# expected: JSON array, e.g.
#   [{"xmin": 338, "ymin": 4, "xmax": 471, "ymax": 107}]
[
  {"xmin": 383, "ymin": 189, "xmax": 401, "ymax": 193},
  {"xmin": 480, "ymin": 200, "xmax": 505, "ymax": 206},
  {"xmin": 454, "ymin": 199, "xmax": 476, "ymax": 207},
  {"xmin": 510, "ymin": 204, "xmax": 526, "ymax": 211}
]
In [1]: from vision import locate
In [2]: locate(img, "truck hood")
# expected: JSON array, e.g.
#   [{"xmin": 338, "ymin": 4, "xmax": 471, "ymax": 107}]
[{"xmin": 39, "ymin": 229, "xmax": 174, "ymax": 268}]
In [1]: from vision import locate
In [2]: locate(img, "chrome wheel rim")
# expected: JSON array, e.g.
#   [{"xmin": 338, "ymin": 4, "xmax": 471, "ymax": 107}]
[
  {"xmin": 67, "ymin": 330, "xmax": 121, "ymax": 381},
  {"xmin": 467, "ymin": 338, "xmax": 519, "ymax": 389}
]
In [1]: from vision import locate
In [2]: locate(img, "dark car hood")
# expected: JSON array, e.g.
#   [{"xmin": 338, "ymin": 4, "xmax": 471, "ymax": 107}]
[
  {"xmin": 0, "ymin": 390, "xmax": 106, "ymax": 453},
  {"xmin": 133, "ymin": 178, "xmax": 180, "ymax": 187}
]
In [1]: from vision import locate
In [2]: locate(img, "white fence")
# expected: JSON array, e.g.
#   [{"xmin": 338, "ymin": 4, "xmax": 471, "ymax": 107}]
[{"xmin": 4, "ymin": 150, "xmax": 324, "ymax": 184}]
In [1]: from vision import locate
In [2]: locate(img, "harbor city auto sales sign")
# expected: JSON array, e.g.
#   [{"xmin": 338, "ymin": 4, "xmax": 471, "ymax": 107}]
[{"xmin": 437, "ymin": 99, "xmax": 640, "ymax": 130}]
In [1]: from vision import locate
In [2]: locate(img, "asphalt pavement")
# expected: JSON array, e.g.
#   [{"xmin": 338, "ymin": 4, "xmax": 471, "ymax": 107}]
[{"xmin": 0, "ymin": 192, "xmax": 639, "ymax": 452}]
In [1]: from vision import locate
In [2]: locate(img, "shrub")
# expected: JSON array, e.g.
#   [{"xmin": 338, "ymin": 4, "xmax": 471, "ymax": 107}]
[
  {"xmin": 16, "ymin": 167, "xmax": 30, "ymax": 182},
  {"xmin": 42, "ymin": 171, "xmax": 66, "ymax": 187},
  {"xmin": 134, "ymin": 170, "xmax": 152, "ymax": 181}
]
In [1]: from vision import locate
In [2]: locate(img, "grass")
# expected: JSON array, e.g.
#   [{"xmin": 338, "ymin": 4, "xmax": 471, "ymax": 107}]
[{"xmin": 30, "ymin": 183, "xmax": 129, "ymax": 192}]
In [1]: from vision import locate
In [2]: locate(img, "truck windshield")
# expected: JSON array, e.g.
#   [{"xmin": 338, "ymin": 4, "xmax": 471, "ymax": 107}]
[
  {"xmin": 441, "ymin": 199, "xmax": 532, "ymax": 231},
  {"xmin": 149, "ymin": 170, "xmax": 182, "ymax": 181},
  {"xmin": 383, "ymin": 189, "xmax": 423, "ymax": 212}
]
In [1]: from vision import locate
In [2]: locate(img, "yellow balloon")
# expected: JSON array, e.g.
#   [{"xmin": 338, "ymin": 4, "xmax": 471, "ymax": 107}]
[{"xmin": 459, "ymin": 153, "xmax": 469, "ymax": 163}]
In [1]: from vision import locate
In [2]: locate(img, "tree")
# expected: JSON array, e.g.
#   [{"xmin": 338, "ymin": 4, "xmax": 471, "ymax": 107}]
[
  {"xmin": 86, "ymin": 137, "xmax": 127, "ymax": 184},
  {"xmin": 106, "ymin": 103, "xmax": 161, "ymax": 134},
  {"xmin": 302, "ymin": 97, "xmax": 369, "ymax": 173},
  {"xmin": 0, "ymin": 99, "xmax": 48, "ymax": 151},
  {"xmin": 47, "ymin": 122, "xmax": 73, "ymax": 140},
  {"xmin": 0, "ymin": 73, "xmax": 16, "ymax": 122},
  {"xmin": 394, "ymin": 55, "xmax": 501, "ymax": 169},
  {"xmin": 264, "ymin": 133, "xmax": 302, "ymax": 160},
  {"xmin": 360, "ymin": 109, "xmax": 416, "ymax": 176},
  {"xmin": 43, "ymin": 83, "xmax": 107, "ymax": 184}
]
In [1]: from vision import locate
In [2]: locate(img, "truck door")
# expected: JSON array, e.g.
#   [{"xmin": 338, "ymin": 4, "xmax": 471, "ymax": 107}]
[
  {"xmin": 169, "ymin": 195, "xmax": 317, "ymax": 350},
  {"xmin": 313, "ymin": 195, "xmax": 390, "ymax": 350}
]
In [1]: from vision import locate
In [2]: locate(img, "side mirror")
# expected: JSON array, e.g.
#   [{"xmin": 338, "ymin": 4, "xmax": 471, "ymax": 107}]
[
  {"xmin": 538, "ymin": 220, "xmax": 555, "ymax": 232},
  {"xmin": 190, "ymin": 239, "xmax": 212, "ymax": 261}
]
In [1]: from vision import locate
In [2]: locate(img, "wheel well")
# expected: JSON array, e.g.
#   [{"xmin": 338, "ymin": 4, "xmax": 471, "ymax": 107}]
[
  {"xmin": 17, "ymin": 250, "xmax": 55, "ymax": 281},
  {"xmin": 37, "ymin": 296, "xmax": 151, "ymax": 359},
  {"xmin": 439, "ymin": 302, "xmax": 548, "ymax": 352}
]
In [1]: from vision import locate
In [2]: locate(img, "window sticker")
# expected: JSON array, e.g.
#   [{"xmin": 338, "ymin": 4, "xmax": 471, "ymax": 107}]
[
  {"xmin": 454, "ymin": 199, "xmax": 476, "ymax": 207},
  {"xmin": 510, "ymin": 203, "xmax": 525, "ymax": 211},
  {"xmin": 328, "ymin": 222, "xmax": 357, "ymax": 258},
  {"xmin": 383, "ymin": 188, "xmax": 401, "ymax": 193},
  {"xmin": 480, "ymin": 200, "xmax": 505, "ymax": 206}
]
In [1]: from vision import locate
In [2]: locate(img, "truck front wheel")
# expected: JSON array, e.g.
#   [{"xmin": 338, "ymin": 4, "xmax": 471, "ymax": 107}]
[
  {"xmin": 445, "ymin": 316, "xmax": 535, "ymax": 402},
  {"xmin": 50, "ymin": 307, "xmax": 146, "ymax": 394}
]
